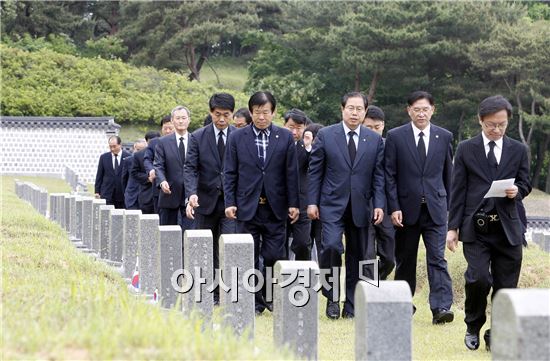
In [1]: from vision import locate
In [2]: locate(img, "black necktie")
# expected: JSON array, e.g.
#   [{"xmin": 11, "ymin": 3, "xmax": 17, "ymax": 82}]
[
  {"xmin": 179, "ymin": 136, "xmax": 185, "ymax": 162},
  {"xmin": 114, "ymin": 154, "xmax": 119, "ymax": 172},
  {"xmin": 217, "ymin": 131, "xmax": 225, "ymax": 161},
  {"xmin": 417, "ymin": 131, "xmax": 426, "ymax": 167},
  {"xmin": 348, "ymin": 131, "xmax": 356, "ymax": 164},
  {"xmin": 488, "ymin": 141, "xmax": 498, "ymax": 178}
]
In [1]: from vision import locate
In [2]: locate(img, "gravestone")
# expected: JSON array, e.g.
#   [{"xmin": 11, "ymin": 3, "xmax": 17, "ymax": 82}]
[
  {"xmin": 183, "ymin": 230, "xmax": 214, "ymax": 318},
  {"xmin": 355, "ymin": 280, "xmax": 412, "ymax": 361},
  {"xmin": 64, "ymin": 195, "xmax": 73, "ymax": 233},
  {"xmin": 57, "ymin": 194, "xmax": 67, "ymax": 228},
  {"xmin": 109, "ymin": 209, "xmax": 125, "ymax": 264},
  {"xmin": 273, "ymin": 260, "xmax": 319, "ymax": 360},
  {"xmin": 123, "ymin": 210, "xmax": 141, "ymax": 280},
  {"xmin": 68, "ymin": 195, "xmax": 78, "ymax": 240},
  {"xmin": 532, "ymin": 232, "xmax": 544, "ymax": 247},
  {"xmin": 39, "ymin": 189, "xmax": 48, "ymax": 217},
  {"xmin": 81, "ymin": 198, "xmax": 94, "ymax": 249},
  {"xmin": 541, "ymin": 233, "xmax": 550, "ymax": 253},
  {"xmin": 99, "ymin": 205, "xmax": 115, "ymax": 259},
  {"xmin": 139, "ymin": 214, "xmax": 160, "ymax": 297},
  {"xmin": 74, "ymin": 197, "xmax": 84, "ymax": 241},
  {"xmin": 49, "ymin": 193, "xmax": 60, "ymax": 222},
  {"xmin": 159, "ymin": 225, "xmax": 183, "ymax": 309},
  {"xmin": 91, "ymin": 199, "xmax": 106, "ymax": 253},
  {"xmin": 219, "ymin": 234, "xmax": 255, "ymax": 337},
  {"xmin": 492, "ymin": 288, "xmax": 550, "ymax": 360}
]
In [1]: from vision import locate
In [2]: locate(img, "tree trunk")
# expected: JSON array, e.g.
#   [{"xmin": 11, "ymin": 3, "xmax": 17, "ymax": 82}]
[
  {"xmin": 546, "ymin": 159, "xmax": 550, "ymax": 193},
  {"xmin": 366, "ymin": 70, "xmax": 379, "ymax": 104},
  {"xmin": 532, "ymin": 133, "xmax": 550, "ymax": 190},
  {"xmin": 186, "ymin": 45, "xmax": 199, "ymax": 81}
]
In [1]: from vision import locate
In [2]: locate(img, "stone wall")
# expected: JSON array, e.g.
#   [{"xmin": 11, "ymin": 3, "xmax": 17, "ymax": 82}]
[{"xmin": 1, "ymin": 116, "xmax": 120, "ymax": 184}]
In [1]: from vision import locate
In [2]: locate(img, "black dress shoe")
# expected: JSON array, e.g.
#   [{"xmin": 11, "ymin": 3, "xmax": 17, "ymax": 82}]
[
  {"xmin": 464, "ymin": 330, "xmax": 480, "ymax": 350},
  {"xmin": 432, "ymin": 308, "xmax": 454, "ymax": 324},
  {"xmin": 326, "ymin": 300, "xmax": 340, "ymax": 320},
  {"xmin": 484, "ymin": 329, "xmax": 491, "ymax": 351},
  {"xmin": 413, "ymin": 304, "xmax": 417, "ymax": 315},
  {"xmin": 255, "ymin": 307, "xmax": 264, "ymax": 316},
  {"xmin": 265, "ymin": 302, "xmax": 273, "ymax": 313},
  {"xmin": 342, "ymin": 310, "xmax": 354, "ymax": 319}
]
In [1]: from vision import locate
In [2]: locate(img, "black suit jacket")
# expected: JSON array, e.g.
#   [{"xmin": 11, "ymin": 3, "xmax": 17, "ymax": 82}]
[
  {"xmin": 94, "ymin": 150, "xmax": 131, "ymax": 203},
  {"xmin": 224, "ymin": 124, "xmax": 300, "ymax": 221},
  {"xmin": 448, "ymin": 134, "xmax": 531, "ymax": 246},
  {"xmin": 184, "ymin": 124, "xmax": 235, "ymax": 215},
  {"xmin": 385, "ymin": 123, "xmax": 453, "ymax": 226},
  {"xmin": 296, "ymin": 140, "xmax": 311, "ymax": 212},
  {"xmin": 153, "ymin": 133, "xmax": 187, "ymax": 209},
  {"xmin": 143, "ymin": 137, "xmax": 160, "ymax": 198},
  {"xmin": 131, "ymin": 149, "xmax": 153, "ymax": 209}
]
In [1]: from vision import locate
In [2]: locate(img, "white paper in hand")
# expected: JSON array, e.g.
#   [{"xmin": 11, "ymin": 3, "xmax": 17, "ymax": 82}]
[{"xmin": 484, "ymin": 178, "xmax": 515, "ymax": 198}]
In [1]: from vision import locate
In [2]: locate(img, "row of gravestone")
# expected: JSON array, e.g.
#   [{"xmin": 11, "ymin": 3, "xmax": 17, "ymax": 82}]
[
  {"xmin": 529, "ymin": 230, "xmax": 550, "ymax": 253},
  {"xmin": 14, "ymin": 180, "xmax": 550, "ymax": 360}
]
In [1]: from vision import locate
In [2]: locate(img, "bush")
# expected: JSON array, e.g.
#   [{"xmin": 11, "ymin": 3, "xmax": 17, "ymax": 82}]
[{"xmin": 1, "ymin": 45, "xmax": 249, "ymax": 131}]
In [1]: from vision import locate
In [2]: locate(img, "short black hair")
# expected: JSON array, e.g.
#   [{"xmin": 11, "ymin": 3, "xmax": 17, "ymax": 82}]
[
  {"xmin": 108, "ymin": 135, "xmax": 121, "ymax": 144},
  {"xmin": 341, "ymin": 92, "xmax": 368, "ymax": 108},
  {"xmin": 366, "ymin": 105, "xmax": 385, "ymax": 121},
  {"xmin": 407, "ymin": 90, "xmax": 434, "ymax": 106},
  {"xmin": 233, "ymin": 108, "xmax": 252, "ymax": 125},
  {"xmin": 160, "ymin": 115, "xmax": 172, "ymax": 127},
  {"xmin": 145, "ymin": 131, "xmax": 160, "ymax": 142},
  {"xmin": 304, "ymin": 123, "xmax": 324, "ymax": 140},
  {"xmin": 478, "ymin": 95, "xmax": 513, "ymax": 120},
  {"xmin": 248, "ymin": 91, "xmax": 276, "ymax": 113},
  {"xmin": 209, "ymin": 92, "xmax": 235, "ymax": 112},
  {"xmin": 284, "ymin": 108, "xmax": 310, "ymax": 126}
]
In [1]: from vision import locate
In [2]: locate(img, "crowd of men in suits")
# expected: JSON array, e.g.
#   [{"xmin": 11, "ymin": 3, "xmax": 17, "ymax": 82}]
[{"xmin": 95, "ymin": 90, "xmax": 531, "ymax": 352}]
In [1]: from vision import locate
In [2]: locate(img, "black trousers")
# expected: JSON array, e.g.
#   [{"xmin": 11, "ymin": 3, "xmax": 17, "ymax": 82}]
[
  {"xmin": 463, "ymin": 222, "xmax": 522, "ymax": 332},
  {"xmin": 394, "ymin": 204, "xmax": 453, "ymax": 312},
  {"xmin": 320, "ymin": 201, "xmax": 374, "ymax": 314},
  {"xmin": 369, "ymin": 216, "xmax": 396, "ymax": 280},
  {"xmin": 237, "ymin": 203, "xmax": 286, "ymax": 312},
  {"xmin": 287, "ymin": 211, "xmax": 312, "ymax": 260}
]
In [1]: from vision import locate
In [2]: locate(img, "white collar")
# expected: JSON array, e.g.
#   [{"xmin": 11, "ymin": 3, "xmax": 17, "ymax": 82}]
[
  {"xmin": 481, "ymin": 132, "xmax": 503, "ymax": 149},
  {"xmin": 342, "ymin": 122, "xmax": 360, "ymax": 137},
  {"xmin": 411, "ymin": 122, "xmax": 431, "ymax": 138}
]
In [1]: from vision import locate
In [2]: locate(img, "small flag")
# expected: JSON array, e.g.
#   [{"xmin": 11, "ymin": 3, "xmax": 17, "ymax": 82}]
[
  {"xmin": 131, "ymin": 256, "xmax": 139, "ymax": 289},
  {"xmin": 153, "ymin": 288, "xmax": 159, "ymax": 303}
]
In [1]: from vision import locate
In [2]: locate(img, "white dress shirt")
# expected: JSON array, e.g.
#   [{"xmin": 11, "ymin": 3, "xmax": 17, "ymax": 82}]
[
  {"xmin": 482, "ymin": 132, "xmax": 502, "ymax": 164},
  {"xmin": 174, "ymin": 131, "xmax": 188, "ymax": 157},
  {"xmin": 411, "ymin": 122, "xmax": 431, "ymax": 155},
  {"xmin": 342, "ymin": 122, "xmax": 359, "ymax": 151},
  {"xmin": 213, "ymin": 124, "xmax": 227, "ymax": 144}
]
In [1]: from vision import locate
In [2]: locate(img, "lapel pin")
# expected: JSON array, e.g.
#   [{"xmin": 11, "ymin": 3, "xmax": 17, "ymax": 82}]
[
  {"xmin": 435, "ymin": 135, "xmax": 439, "ymax": 139},
  {"xmin": 276, "ymin": 134, "xmax": 279, "ymax": 138}
]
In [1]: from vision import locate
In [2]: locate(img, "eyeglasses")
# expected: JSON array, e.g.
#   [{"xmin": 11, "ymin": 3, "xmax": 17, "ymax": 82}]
[
  {"xmin": 344, "ymin": 106, "xmax": 366, "ymax": 113},
  {"xmin": 410, "ymin": 107, "xmax": 432, "ymax": 114},
  {"xmin": 482, "ymin": 122, "xmax": 507, "ymax": 130}
]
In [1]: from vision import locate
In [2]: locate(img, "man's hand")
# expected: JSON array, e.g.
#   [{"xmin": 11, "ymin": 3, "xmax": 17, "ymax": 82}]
[
  {"xmin": 505, "ymin": 185, "xmax": 519, "ymax": 199},
  {"xmin": 95, "ymin": 193, "xmax": 101, "ymax": 199},
  {"xmin": 160, "ymin": 181, "xmax": 171, "ymax": 194},
  {"xmin": 225, "ymin": 206, "xmax": 237, "ymax": 219},
  {"xmin": 186, "ymin": 195, "xmax": 199, "ymax": 219},
  {"xmin": 307, "ymin": 205, "xmax": 319, "ymax": 220},
  {"xmin": 303, "ymin": 132, "xmax": 313, "ymax": 151},
  {"xmin": 391, "ymin": 210, "xmax": 403, "ymax": 227},
  {"xmin": 148, "ymin": 169, "xmax": 156, "ymax": 183},
  {"xmin": 373, "ymin": 208, "xmax": 384, "ymax": 225},
  {"xmin": 288, "ymin": 207, "xmax": 300, "ymax": 224},
  {"xmin": 446, "ymin": 229, "xmax": 459, "ymax": 252}
]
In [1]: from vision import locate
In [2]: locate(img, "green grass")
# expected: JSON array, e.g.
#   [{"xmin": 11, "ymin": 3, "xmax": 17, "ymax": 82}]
[
  {"xmin": 200, "ymin": 56, "xmax": 249, "ymax": 92},
  {"xmin": 3, "ymin": 175, "xmax": 549, "ymax": 360},
  {"xmin": 1, "ymin": 176, "xmax": 287, "ymax": 360}
]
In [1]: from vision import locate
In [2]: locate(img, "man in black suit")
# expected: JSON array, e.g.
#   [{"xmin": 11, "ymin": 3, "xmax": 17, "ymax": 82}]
[
  {"xmin": 224, "ymin": 91, "xmax": 300, "ymax": 315},
  {"xmin": 283, "ymin": 108, "xmax": 313, "ymax": 260},
  {"xmin": 132, "ymin": 131, "xmax": 160, "ymax": 214},
  {"xmin": 122, "ymin": 139, "xmax": 147, "ymax": 210},
  {"xmin": 94, "ymin": 135, "xmax": 131, "ymax": 208},
  {"xmin": 143, "ymin": 115, "xmax": 174, "ymax": 213},
  {"xmin": 385, "ymin": 91, "xmax": 454, "ymax": 324},
  {"xmin": 308, "ymin": 92, "xmax": 385, "ymax": 319},
  {"xmin": 154, "ymin": 106, "xmax": 191, "ymax": 226},
  {"xmin": 363, "ymin": 105, "xmax": 396, "ymax": 280},
  {"xmin": 447, "ymin": 95, "xmax": 531, "ymax": 351},
  {"xmin": 184, "ymin": 93, "xmax": 237, "ymax": 303}
]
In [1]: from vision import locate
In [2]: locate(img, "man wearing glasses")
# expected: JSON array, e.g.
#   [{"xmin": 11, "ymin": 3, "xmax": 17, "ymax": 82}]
[
  {"xmin": 447, "ymin": 95, "xmax": 531, "ymax": 351},
  {"xmin": 385, "ymin": 90, "xmax": 454, "ymax": 324},
  {"xmin": 308, "ymin": 92, "xmax": 385, "ymax": 319}
]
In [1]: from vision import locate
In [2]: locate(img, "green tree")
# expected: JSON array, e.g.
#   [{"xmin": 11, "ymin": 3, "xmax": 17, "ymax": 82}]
[{"xmin": 117, "ymin": 1, "xmax": 261, "ymax": 81}]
